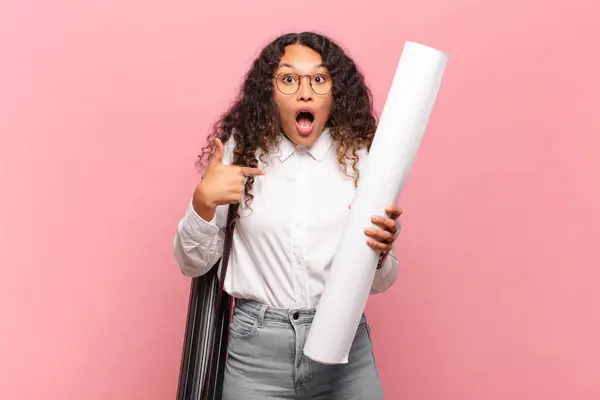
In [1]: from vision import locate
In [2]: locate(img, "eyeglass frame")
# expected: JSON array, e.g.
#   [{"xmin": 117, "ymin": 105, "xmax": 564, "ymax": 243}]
[{"xmin": 271, "ymin": 72, "xmax": 333, "ymax": 96}]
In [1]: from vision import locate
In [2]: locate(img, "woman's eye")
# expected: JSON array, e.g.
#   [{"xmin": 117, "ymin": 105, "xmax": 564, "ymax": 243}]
[
  {"xmin": 313, "ymin": 75, "xmax": 326, "ymax": 84},
  {"xmin": 282, "ymin": 75, "xmax": 296, "ymax": 84}
]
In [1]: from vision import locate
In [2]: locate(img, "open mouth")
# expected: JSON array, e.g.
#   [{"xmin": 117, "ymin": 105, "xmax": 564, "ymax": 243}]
[{"xmin": 295, "ymin": 110, "xmax": 315, "ymax": 135}]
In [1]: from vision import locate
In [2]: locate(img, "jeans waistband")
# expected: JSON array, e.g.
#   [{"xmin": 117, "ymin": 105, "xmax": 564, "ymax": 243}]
[{"xmin": 233, "ymin": 298, "xmax": 367, "ymax": 327}]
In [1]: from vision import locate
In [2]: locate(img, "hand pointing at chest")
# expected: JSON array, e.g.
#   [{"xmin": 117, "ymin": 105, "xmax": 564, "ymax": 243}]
[{"xmin": 192, "ymin": 138, "xmax": 265, "ymax": 221}]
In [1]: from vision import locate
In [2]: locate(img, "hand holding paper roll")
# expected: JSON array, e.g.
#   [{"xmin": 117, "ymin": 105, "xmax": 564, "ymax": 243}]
[
  {"xmin": 364, "ymin": 204, "xmax": 403, "ymax": 253},
  {"xmin": 303, "ymin": 41, "xmax": 450, "ymax": 364}
]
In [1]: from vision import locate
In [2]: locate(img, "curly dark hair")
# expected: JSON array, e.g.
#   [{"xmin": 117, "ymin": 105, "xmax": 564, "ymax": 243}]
[{"xmin": 198, "ymin": 31, "xmax": 378, "ymax": 208}]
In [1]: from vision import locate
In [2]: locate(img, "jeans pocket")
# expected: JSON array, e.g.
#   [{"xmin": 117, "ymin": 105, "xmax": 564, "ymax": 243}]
[{"xmin": 229, "ymin": 308, "xmax": 258, "ymax": 339}]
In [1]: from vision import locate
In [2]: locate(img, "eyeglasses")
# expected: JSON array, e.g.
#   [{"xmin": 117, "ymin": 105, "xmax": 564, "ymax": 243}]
[{"xmin": 272, "ymin": 73, "xmax": 333, "ymax": 95}]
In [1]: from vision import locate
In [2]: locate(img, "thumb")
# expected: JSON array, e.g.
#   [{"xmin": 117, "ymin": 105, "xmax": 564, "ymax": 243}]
[{"xmin": 209, "ymin": 138, "xmax": 224, "ymax": 166}]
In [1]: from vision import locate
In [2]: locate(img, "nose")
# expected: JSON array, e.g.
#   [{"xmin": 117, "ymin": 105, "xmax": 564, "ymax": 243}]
[{"xmin": 296, "ymin": 75, "xmax": 313, "ymax": 102}]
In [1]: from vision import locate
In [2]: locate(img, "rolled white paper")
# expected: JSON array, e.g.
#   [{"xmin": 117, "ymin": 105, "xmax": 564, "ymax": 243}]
[{"xmin": 303, "ymin": 41, "xmax": 449, "ymax": 364}]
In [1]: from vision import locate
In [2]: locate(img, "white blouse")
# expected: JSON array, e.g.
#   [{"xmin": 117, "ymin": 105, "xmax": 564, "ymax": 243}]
[{"xmin": 173, "ymin": 128, "xmax": 399, "ymax": 309}]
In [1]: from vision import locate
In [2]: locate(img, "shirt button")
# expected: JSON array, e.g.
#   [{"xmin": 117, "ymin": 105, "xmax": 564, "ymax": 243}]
[{"xmin": 292, "ymin": 312, "xmax": 300, "ymax": 320}]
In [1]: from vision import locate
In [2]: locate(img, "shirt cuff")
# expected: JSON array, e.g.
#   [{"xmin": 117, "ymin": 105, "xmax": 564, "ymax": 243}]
[
  {"xmin": 180, "ymin": 200, "xmax": 220, "ymax": 241},
  {"xmin": 371, "ymin": 251, "xmax": 399, "ymax": 294}
]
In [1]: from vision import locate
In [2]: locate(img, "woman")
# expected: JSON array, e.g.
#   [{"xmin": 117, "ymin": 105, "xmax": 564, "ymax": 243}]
[{"xmin": 173, "ymin": 31, "xmax": 402, "ymax": 399}]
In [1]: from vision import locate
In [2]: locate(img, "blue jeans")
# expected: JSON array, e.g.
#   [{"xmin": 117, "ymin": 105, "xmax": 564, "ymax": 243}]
[{"xmin": 222, "ymin": 299, "xmax": 384, "ymax": 399}]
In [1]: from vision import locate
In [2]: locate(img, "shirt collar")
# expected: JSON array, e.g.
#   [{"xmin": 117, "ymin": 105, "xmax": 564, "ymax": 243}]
[{"xmin": 278, "ymin": 127, "xmax": 334, "ymax": 162}]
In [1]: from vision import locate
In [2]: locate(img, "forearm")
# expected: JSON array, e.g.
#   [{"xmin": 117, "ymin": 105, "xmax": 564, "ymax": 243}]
[{"xmin": 173, "ymin": 200, "xmax": 223, "ymax": 277}]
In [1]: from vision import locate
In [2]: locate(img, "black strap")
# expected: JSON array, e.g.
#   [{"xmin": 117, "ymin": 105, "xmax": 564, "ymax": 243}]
[
  {"xmin": 200, "ymin": 203, "xmax": 238, "ymax": 399},
  {"xmin": 218, "ymin": 204, "xmax": 238, "ymax": 294}
]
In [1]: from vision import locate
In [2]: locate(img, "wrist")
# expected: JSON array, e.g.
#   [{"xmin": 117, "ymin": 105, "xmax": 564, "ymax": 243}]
[{"xmin": 192, "ymin": 188, "xmax": 217, "ymax": 222}]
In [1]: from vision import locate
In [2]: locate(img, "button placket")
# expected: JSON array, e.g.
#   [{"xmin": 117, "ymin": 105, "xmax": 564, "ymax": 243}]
[
  {"xmin": 290, "ymin": 151, "xmax": 308, "ymax": 308},
  {"xmin": 289, "ymin": 153, "xmax": 302, "ymax": 306},
  {"xmin": 299, "ymin": 154, "xmax": 311, "ymax": 307}
]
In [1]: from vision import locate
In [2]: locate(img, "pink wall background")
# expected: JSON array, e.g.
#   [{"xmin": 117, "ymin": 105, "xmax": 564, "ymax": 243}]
[{"xmin": 1, "ymin": 0, "xmax": 599, "ymax": 399}]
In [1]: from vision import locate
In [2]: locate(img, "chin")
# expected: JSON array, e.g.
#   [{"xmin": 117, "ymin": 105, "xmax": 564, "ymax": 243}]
[{"xmin": 285, "ymin": 124, "xmax": 325, "ymax": 146}]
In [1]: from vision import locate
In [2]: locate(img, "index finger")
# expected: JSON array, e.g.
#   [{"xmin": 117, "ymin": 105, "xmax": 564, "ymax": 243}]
[{"xmin": 240, "ymin": 167, "xmax": 265, "ymax": 177}]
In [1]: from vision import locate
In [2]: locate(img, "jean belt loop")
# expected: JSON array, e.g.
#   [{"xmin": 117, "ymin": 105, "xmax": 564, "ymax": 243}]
[{"xmin": 257, "ymin": 304, "xmax": 268, "ymax": 328}]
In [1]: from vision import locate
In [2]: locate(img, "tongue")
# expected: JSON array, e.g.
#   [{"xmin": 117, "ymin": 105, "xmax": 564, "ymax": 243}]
[{"xmin": 297, "ymin": 116, "xmax": 313, "ymax": 128}]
